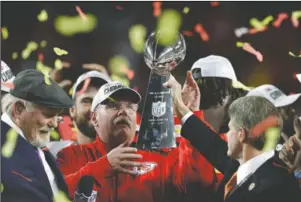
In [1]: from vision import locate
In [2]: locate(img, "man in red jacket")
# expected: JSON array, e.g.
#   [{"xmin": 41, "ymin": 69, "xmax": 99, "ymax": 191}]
[{"xmin": 57, "ymin": 81, "xmax": 221, "ymax": 202}]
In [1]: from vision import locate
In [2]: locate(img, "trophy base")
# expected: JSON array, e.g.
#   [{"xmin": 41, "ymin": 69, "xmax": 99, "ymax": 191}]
[{"xmin": 131, "ymin": 162, "xmax": 157, "ymax": 175}]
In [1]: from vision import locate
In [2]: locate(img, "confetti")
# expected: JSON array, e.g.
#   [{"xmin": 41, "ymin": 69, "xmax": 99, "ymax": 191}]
[
  {"xmin": 37, "ymin": 9, "xmax": 48, "ymax": 22},
  {"xmin": 36, "ymin": 61, "xmax": 52, "ymax": 76},
  {"xmin": 50, "ymin": 130, "xmax": 60, "ymax": 140},
  {"xmin": 38, "ymin": 53, "xmax": 44, "ymax": 62},
  {"xmin": 249, "ymin": 115, "xmax": 281, "ymax": 138},
  {"xmin": 76, "ymin": 78, "xmax": 91, "ymax": 95},
  {"xmin": 1, "ymin": 26, "xmax": 9, "ymax": 40},
  {"xmin": 261, "ymin": 15, "xmax": 274, "ymax": 26},
  {"xmin": 21, "ymin": 41, "xmax": 38, "ymax": 60},
  {"xmin": 53, "ymin": 190, "xmax": 71, "ymax": 202},
  {"xmin": 68, "ymin": 86, "xmax": 74, "ymax": 96},
  {"xmin": 289, "ymin": 51, "xmax": 301, "ymax": 58},
  {"xmin": 183, "ymin": 6, "xmax": 190, "ymax": 14},
  {"xmin": 263, "ymin": 127, "xmax": 281, "ymax": 152},
  {"xmin": 44, "ymin": 73, "xmax": 51, "ymax": 85},
  {"xmin": 120, "ymin": 65, "xmax": 135, "ymax": 80},
  {"xmin": 273, "ymin": 13, "xmax": 289, "ymax": 28},
  {"xmin": 248, "ymin": 27, "xmax": 267, "ymax": 35},
  {"xmin": 12, "ymin": 52, "xmax": 18, "ymax": 60},
  {"xmin": 0, "ymin": 183, "xmax": 3, "ymax": 193},
  {"xmin": 249, "ymin": 18, "xmax": 265, "ymax": 30},
  {"xmin": 291, "ymin": 10, "xmax": 301, "ymax": 28},
  {"xmin": 75, "ymin": 5, "xmax": 87, "ymax": 21},
  {"xmin": 194, "ymin": 24, "xmax": 209, "ymax": 41},
  {"xmin": 2, "ymin": 129, "xmax": 18, "ymax": 158},
  {"xmin": 156, "ymin": 9, "xmax": 182, "ymax": 46},
  {"xmin": 54, "ymin": 14, "xmax": 97, "ymax": 36},
  {"xmin": 54, "ymin": 59, "xmax": 63, "ymax": 70},
  {"xmin": 295, "ymin": 74, "xmax": 301, "ymax": 83},
  {"xmin": 53, "ymin": 47, "xmax": 68, "ymax": 56},
  {"xmin": 236, "ymin": 42, "xmax": 263, "ymax": 62},
  {"xmin": 232, "ymin": 80, "xmax": 251, "ymax": 91},
  {"xmin": 109, "ymin": 55, "xmax": 130, "ymax": 76},
  {"xmin": 183, "ymin": 30, "xmax": 194, "ymax": 37},
  {"xmin": 40, "ymin": 40, "xmax": 47, "ymax": 48},
  {"xmin": 115, "ymin": 5, "xmax": 124, "ymax": 11},
  {"xmin": 153, "ymin": 2, "xmax": 162, "ymax": 17},
  {"xmin": 234, "ymin": 27, "xmax": 249, "ymax": 38},
  {"xmin": 210, "ymin": 2, "xmax": 220, "ymax": 7},
  {"xmin": 111, "ymin": 74, "xmax": 130, "ymax": 87},
  {"xmin": 129, "ymin": 24, "xmax": 147, "ymax": 53}
]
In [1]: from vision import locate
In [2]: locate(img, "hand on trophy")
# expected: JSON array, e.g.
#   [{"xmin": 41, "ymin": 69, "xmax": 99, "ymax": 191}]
[
  {"xmin": 163, "ymin": 74, "xmax": 191, "ymax": 119},
  {"xmin": 181, "ymin": 71, "xmax": 201, "ymax": 111},
  {"xmin": 107, "ymin": 143, "xmax": 143, "ymax": 175}
]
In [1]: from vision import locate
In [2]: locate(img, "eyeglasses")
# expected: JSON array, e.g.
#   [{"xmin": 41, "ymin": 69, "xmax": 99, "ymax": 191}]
[{"xmin": 97, "ymin": 101, "xmax": 138, "ymax": 112}]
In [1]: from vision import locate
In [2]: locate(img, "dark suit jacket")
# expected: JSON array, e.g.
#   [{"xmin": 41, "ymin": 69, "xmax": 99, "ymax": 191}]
[
  {"xmin": 1, "ymin": 120, "xmax": 69, "ymax": 202},
  {"xmin": 181, "ymin": 115, "xmax": 301, "ymax": 202}
]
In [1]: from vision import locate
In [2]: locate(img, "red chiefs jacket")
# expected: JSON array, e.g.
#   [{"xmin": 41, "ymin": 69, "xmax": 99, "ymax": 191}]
[{"xmin": 56, "ymin": 111, "xmax": 225, "ymax": 202}]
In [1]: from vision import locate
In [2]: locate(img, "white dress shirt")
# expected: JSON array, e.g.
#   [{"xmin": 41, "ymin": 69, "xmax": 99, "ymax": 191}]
[{"xmin": 1, "ymin": 113, "xmax": 59, "ymax": 195}]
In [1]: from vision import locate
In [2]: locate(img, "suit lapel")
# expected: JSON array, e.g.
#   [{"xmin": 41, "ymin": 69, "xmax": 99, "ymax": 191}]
[
  {"xmin": 15, "ymin": 135, "xmax": 53, "ymax": 200},
  {"xmin": 43, "ymin": 149, "xmax": 69, "ymax": 195}
]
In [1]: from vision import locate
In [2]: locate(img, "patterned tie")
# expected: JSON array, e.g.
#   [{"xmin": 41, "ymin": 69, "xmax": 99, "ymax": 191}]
[{"xmin": 224, "ymin": 172, "xmax": 237, "ymax": 199}]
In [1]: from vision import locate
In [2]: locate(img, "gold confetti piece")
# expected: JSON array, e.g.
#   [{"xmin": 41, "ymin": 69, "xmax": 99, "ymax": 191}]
[
  {"xmin": 21, "ymin": 41, "xmax": 38, "ymax": 60},
  {"xmin": 54, "ymin": 59, "xmax": 63, "ymax": 70},
  {"xmin": 261, "ymin": 15, "xmax": 274, "ymax": 26},
  {"xmin": 44, "ymin": 73, "xmax": 51, "ymax": 85},
  {"xmin": 36, "ymin": 61, "xmax": 52, "ymax": 76},
  {"xmin": 1, "ymin": 26, "xmax": 9, "ymax": 40},
  {"xmin": 263, "ymin": 127, "xmax": 281, "ymax": 152},
  {"xmin": 12, "ymin": 52, "xmax": 18, "ymax": 60},
  {"xmin": 21, "ymin": 49, "xmax": 31, "ymax": 60},
  {"xmin": 0, "ymin": 183, "xmax": 3, "ymax": 193},
  {"xmin": 249, "ymin": 18, "xmax": 265, "ymax": 30},
  {"xmin": 2, "ymin": 129, "xmax": 18, "ymax": 158},
  {"xmin": 37, "ymin": 9, "xmax": 48, "ymax": 22},
  {"xmin": 232, "ymin": 80, "xmax": 252, "ymax": 91},
  {"xmin": 128, "ymin": 24, "xmax": 147, "ymax": 53},
  {"xmin": 53, "ymin": 190, "xmax": 71, "ymax": 202},
  {"xmin": 68, "ymin": 86, "xmax": 74, "ymax": 96},
  {"xmin": 54, "ymin": 14, "xmax": 97, "ymax": 37},
  {"xmin": 156, "ymin": 9, "xmax": 182, "ymax": 46},
  {"xmin": 53, "ymin": 47, "xmax": 68, "ymax": 56},
  {"xmin": 40, "ymin": 40, "xmax": 47, "ymax": 48},
  {"xmin": 236, "ymin": 41, "xmax": 245, "ymax": 47},
  {"xmin": 109, "ymin": 55, "xmax": 130, "ymax": 76},
  {"xmin": 292, "ymin": 10, "xmax": 301, "ymax": 19},
  {"xmin": 50, "ymin": 130, "xmax": 60, "ymax": 140},
  {"xmin": 183, "ymin": 6, "xmax": 190, "ymax": 14},
  {"xmin": 110, "ymin": 74, "xmax": 130, "ymax": 87},
  {"xmin": 289, "ymin": 51, "xmax": 301, "ymax": 58}
]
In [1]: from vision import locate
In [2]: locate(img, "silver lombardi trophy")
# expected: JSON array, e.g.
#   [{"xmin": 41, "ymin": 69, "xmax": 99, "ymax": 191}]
[{"xmin": 137, "ymin": 31, "xmax": 186, "ymax": 151}]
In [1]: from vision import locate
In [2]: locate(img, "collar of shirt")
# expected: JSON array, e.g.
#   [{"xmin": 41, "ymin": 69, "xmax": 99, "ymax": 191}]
[
  {"xmin": 1, "ymin": 112, "xmax": 27, "ymax": 140},
  {"xmin": 237, "ymin": 150, "xmax": 275, "ymax": 185}
]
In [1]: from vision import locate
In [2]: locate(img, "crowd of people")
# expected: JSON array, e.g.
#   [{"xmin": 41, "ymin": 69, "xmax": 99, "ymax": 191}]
[{"xmin": 1, "ymin": 55, "xmax": 301, "ymax": 202}]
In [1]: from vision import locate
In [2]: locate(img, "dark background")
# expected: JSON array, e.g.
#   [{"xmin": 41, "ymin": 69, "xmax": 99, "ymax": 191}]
[{"xmin": 1, "ymin": 1, "xmax": 301, "ymax": 97}]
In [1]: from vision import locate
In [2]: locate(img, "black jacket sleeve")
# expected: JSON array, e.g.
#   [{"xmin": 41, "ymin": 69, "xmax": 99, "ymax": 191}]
[{"xmin": 181, "ymin": 114, "xmax": 239, "ymax": 174}]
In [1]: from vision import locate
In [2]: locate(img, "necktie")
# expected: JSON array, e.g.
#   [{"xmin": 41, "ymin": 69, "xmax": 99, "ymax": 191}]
[{"xmin": 224, "ymin": 172, "xmax": 237, "ymax": 199}]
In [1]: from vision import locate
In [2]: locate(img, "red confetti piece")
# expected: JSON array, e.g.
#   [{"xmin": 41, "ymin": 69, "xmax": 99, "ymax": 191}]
[
  {"xmin": 210, "ymin": 2, "xmax": 220, "ymax": 7},
  {"xmin": 38, "ymin": 53, "xmax": 44, "ymax": 62},
  {"xmin": 194, "ymin": 24, "xmax": 209, "ymax": 41},
  {"xmin": 76, "ymin": 78, "xmax": 91, "ymax": 95},
  {"xmin": 75, "ymin": 5, "xmax": 87, "ymax": 21},
  {"xmin": 127, "ymin": 69, "xmax": 135, "ymax": 80},
  {"xmin": 183, "ymin": 31, "xmax": 194, "ymax": 37},
  {"xmin": 153, "ymin": 1, "xmax": 162, "ymax": 17},
  {"xmin": 249, "ymin": 115, "xmax": 281, "ymax": 138},
  {"xmin": 273, "ymin": 13, "xmax": 289, "ymax": 28},
  {"xmin": 242, "ymin": 43, "xmax": 263, "ymax": 62},
  {"xmin": 248, "ymin": 27, "xmax": 267, "ymax": 35},
  {"xmin": 115, "ymin": 5, "xmax": 124, "ymax": 11}
]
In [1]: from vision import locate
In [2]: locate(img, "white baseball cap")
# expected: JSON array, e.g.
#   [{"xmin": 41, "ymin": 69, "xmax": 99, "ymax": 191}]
[
  {"xmin": 191, "ymin": 55, "xmax": 237, "ymax": 81},
  {"xmin": 91, "ymin": 81, "xmax": 141, "ymax": 112},
  {"xmin": 246, "ymin": 84, "xmax": 301, "ymax": 107},
  {"xmin": 1, "ymin": 60, "xmax": 15, "ymax": 92},
  {"xmin": 72, "ymin": 70, "xmax": 111, "ymax": 98}
]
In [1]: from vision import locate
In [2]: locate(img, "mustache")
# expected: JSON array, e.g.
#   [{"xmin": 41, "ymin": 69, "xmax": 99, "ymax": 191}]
[{"xmin": 113, "ymin": 116, "xmax": 131, "ymax": 128}]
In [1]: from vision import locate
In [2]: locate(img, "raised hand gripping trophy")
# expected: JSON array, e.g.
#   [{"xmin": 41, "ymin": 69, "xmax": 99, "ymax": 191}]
[{"xmin": 134, "ymin": 31, "xmax": 186, "ymax": 175}]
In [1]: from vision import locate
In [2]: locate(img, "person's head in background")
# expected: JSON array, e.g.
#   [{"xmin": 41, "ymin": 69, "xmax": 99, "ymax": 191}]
[
  {"xmin": 227, "ymin": 96, "xmax": 282, "ymax": 163},
  {"xmin": 70, "ymin": 71, "xmax": 111, "ymax": 144},
  {"xmin": 191, "ymin": 55, "xmax": 249, "ymax": 133},
  {"xmin": 247, "ymin": 84, "xmax": 301, "ymax": 143},
  {"xmin": 1, "ymin": 61, "xmax": 15, "ymax": 113}
]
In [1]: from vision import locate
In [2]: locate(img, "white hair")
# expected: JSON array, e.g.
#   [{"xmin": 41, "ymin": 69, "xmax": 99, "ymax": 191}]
[{"xmin": 2, "ymin": 94, "xmax": 36, "ymax": 117}]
